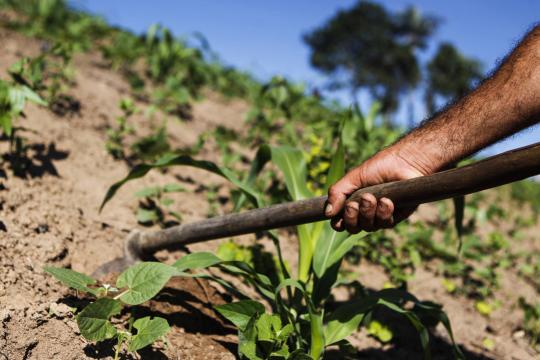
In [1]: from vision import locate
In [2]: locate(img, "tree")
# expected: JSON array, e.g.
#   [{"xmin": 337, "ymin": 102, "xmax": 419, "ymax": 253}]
[
  {"xmin": 303, "ymin": 1, "xmax": 438, "ymax": 114},
  {"xmin": 425, "ymin": 42, "xmax": 483, "ymax": 114}
]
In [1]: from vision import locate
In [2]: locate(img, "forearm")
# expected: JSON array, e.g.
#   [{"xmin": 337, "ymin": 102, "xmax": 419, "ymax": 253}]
[{"xmin": 396, "ymin": 25, "xmax": 540, "ymax": 173}]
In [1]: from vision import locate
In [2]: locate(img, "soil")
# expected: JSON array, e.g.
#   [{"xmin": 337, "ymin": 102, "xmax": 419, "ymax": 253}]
[{"xmin": 0, "ymin": 28, "xmax": 539, "ymax": 360}]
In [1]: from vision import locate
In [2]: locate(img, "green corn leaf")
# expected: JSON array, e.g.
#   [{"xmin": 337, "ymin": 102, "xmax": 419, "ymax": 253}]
[
  {"xmin": 309, "ymin": 310, "xmax": 324, "ymax": 359},
  {"xmin": 214, "ymin": 300, "xmax": 265, "ymax": 331},
  {"xmin": 173, "ymin": 252, "xmax": 222, "ymax": 272},
  {"xmin": 100, "ymin": 152, "xmax": 262, "ymax": 211},
  {"xmin": 234, "ymin": 145, "xmax": 271, "ymax": 210},
  {"xmin": 76, "ymin": 298, "xmax": 121, "ymax": 342},
  {"xmin": 268, "ymin": 146, "xmax": 314, "ymax": 281},
  {"xmin": 377, "ymin": 299, "xmax": 430, "ymax": 359},
  {"xmin": 269, "ymin": 146, "xmax": 312, "ymax": 201},
  {"xmin": 44, "ymin": 266, "xmax": 98, "ymax": 296},
  {"xmin": 128, "ymin": 316, "xmax": 170, "ymax": 352},
  {"xmin": 310, "ymin": 122, "xmax": 346, "ymax": 252},
  {"xmin": 116, "ymin": 262, "xmax": 176, "ymax": 305},
  {"xmin": 324, "ymin": 296, "xmax": 376, "ymax": 346}
]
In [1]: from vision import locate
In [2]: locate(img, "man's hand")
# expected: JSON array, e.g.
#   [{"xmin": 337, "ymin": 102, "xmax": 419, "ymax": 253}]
[{"xmin": 325, "ymin": 145, "xmax": 435, "ymax": 233}]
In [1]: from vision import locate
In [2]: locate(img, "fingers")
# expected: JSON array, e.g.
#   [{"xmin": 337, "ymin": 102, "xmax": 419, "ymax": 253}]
[{"xmin": 337, "ymin": 196, "xmax": 398, "ymax": 233}]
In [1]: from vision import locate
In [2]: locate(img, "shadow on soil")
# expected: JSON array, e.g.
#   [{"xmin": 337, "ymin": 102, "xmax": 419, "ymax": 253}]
[
  {"xmin": 136, "ymin": 284, "xmax": 236, "ymax": 336},
  {"xmin": 2, "ymin": 141, "xmax": 68, "ymax": 178}
]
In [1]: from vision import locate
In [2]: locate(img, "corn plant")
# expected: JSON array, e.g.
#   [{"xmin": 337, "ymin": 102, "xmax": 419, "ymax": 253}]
[
  {"xmin": 99, "ymin": 115, "xmax": 463, "ymax": 359},
  {"xmin": 105, "ymin": 98, "xmax": 137, "ymax": 159}
]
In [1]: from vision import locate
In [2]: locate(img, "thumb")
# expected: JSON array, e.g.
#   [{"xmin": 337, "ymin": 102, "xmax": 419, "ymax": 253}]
[{"xmin": 326, "ymin": 169, "xmax": 363, "ymax": 217}]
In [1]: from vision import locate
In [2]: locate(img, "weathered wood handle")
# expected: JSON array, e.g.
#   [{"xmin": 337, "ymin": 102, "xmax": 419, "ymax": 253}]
[{"xmin": 135, "ymin": 142, "xmax": 540, "ymax": 255}]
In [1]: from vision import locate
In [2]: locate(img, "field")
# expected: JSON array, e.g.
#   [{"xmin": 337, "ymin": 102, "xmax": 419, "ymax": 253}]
[{"xmin": 1, "ymin": 2, "xmax": 540, "ymax": 359}]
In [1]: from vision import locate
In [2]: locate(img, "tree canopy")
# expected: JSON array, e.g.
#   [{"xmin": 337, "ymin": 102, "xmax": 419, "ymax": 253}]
[
  {"xmin": 425, "ymin": 42, "xmax": 483, "ymax": 114},
  {"xmin": 304, "ymin": 0, "xmax": 438, "ymax": 113}
]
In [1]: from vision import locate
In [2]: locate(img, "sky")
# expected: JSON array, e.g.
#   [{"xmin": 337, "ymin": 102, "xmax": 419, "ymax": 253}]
[{"xmin": 72, "ymin": 0, "xmax": 540, "ymax": 155}]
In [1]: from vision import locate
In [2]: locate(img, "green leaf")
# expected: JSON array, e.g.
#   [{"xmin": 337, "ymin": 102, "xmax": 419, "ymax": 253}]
[
  {"xmin": 268, "ymin": 146, "xmax": 314, "ymax": 281},
  {"xmin": 20, "ymin": 85, "xmax": 47, "ymax": 106},
  {"xmin": 313, "ymin": 227, "xmax": 366, "ymax": 278},
  {"xmin": 136, "ymin": 208, "xmax": 159, "ymax": 223},
  {"xmin": 324, "ymin": 297, "xmax": 374, "ymax": 346},
  {"xmin": 0, "ymin": 112, "xmax": 13, "ymax": 136},
  {"xmin": 367, "ymin": 320, "xmax": 393, "ymax": 343},
  {"xmin": 76, "ymin": 298, "xmax": 121, "ymax": 342},
  {"xmin": 44, "ymin": 266, "xmax": 97, "ymax": 296},
  {"xmin": 173, "ymin": 252, "xmax": 222, "ymax": 272},
  {"xmin": 135, "ymin": 186, "xmax": 161, "ymax": 198},
  {"xmin": 100, "ymin": 153, "xmax": 261, "ymax": 211},
  {"xmin": 269, "ymin": 146, "xmax": 312, "ymax": 201},
  {"xmin": 8, "ymin": 86, "xmax": 26, "ymax": 114},
  {"xmin": 214, "ymin": 300, "xmax": 265, "ymax": 331},
  {"xmin": 128, "ymin": 316, "xmax": 170, "ymax": 352},
  {"xmin": 234, "ymin": 145, "xmax": 271, "ymax": 210},
  {"xmin": 162, "ymin": 183, "xmax": 186, "ymax": 193},
  {"xmin": 116, "ymin": 262, "xmax": 176, "ymax": 305},
  {"xmin": 256, "ymin": 313, "xmax": 281, "ymax": 342},
  {"xmin": 238, "ymin": 315, "xmax": 261, "ymax": 360}
]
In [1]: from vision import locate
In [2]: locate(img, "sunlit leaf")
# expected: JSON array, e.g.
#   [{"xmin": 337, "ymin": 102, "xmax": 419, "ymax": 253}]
[{"xmin": 116, "ymin": 262, "xmax": 176, "ymax": 305}]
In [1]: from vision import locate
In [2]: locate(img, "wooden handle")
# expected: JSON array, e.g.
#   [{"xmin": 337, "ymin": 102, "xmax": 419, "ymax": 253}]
[{"xmin": 136, "ymin": 142, "xmax": 540, "ymax": 255}]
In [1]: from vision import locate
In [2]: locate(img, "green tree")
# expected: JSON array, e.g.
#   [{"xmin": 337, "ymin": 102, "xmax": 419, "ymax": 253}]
[
  {"xmin": 425, "ymin": 42, "xmax": 483, "ymax": 114},
  {"xmin": 303, "ymin": 1, "xmax": 437, "ymax": 113}
]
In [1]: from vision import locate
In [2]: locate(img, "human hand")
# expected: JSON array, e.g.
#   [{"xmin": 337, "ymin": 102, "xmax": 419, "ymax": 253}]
[{"xmin": 325, "ymin": 146, "xmax": 435, "ymax": 233}]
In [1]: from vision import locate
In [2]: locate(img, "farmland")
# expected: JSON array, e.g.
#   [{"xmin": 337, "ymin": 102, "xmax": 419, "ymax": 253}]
[{"xmin": 1, "ymin": 1, "xmax": 540, "ymax": 359}]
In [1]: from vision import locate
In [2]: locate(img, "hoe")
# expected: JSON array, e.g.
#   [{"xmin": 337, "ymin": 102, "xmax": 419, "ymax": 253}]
[{"xmin": 93, "ymin": 142, "xmax": 540, "ymax": 277}]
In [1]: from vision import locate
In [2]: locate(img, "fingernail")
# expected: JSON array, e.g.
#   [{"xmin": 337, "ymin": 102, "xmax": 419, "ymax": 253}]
[
  {"xmin": 378, "ymin": 201, "xmax": 388, "ymax": 211},
  {"xmin": 325, "ymin": 203, "xmax": 333, "ymax": 216}
]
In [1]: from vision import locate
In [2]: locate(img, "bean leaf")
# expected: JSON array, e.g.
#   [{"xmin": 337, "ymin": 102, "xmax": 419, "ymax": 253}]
[
  {"xmin": 128, "ymin": 316, "xmax": 170, "ymax": 352},
  {"xmin": 116, "ymin": 262, "xmax": 176, "ymax": 305},
  {"xmin": 76, "ymin": 298, "xmax": 121, "ymax": 342},
  {"xmin": 215, "ymin": 300, "xmax": 265, "ymax": 331},
  {"xmin": 44, "ymin": 266, "xmax": 97, "ymax": 296}
]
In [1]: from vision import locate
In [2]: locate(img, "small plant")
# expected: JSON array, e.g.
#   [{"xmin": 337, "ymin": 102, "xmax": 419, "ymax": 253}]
[
  {"xmin": 9, "ymin": 42, "xmax": 76, "ymax": 112},
  {"xmin": 0, "ymin": 59, "xmax": 47, "ymax": 149},
  {"xmin": 106, "ymin": 98, "xmax": 136, "ymax": 159},
  {"xmin": 135, "ymin": 183, "xmax": 184, "ymax": 226},
  {"xmin": 44, "ymin": 263, "xmax": 173, "ymax": 359}
]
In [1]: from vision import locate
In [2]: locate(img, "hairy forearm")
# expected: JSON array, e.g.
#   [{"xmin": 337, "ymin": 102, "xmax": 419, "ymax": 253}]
[{"xmin": 396, "ymin": 25, "xmax": 540, "ymax": 173}]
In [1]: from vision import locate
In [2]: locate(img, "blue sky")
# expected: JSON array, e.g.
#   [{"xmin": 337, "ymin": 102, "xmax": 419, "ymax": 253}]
[{"xmin": 73, "ymin": 0, "xmax": 540, "ymax": 155}]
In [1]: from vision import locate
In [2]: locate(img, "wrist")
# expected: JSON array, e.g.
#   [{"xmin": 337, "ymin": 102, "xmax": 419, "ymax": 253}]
[{"xmin": 391, "ymin": 139, "xmax": 447, "ymax": 175}]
